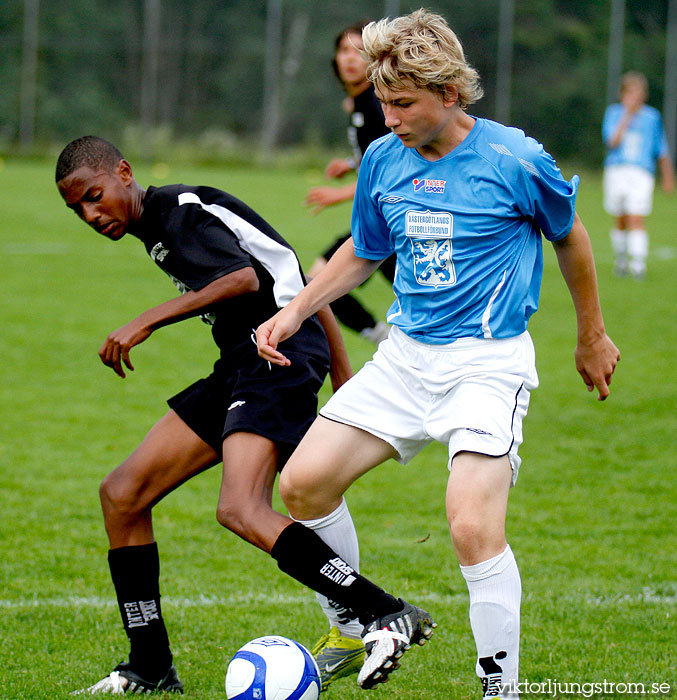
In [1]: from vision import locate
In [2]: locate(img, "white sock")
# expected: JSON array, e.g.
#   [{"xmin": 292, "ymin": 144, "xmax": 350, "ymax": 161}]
[
  {"xmin": 294, "ymin": 498, "xmax": 363, "ymax": 638},
  {"xmin": 610, "ymin": 228, "xmax": 628, "ymax": 274},
  {"xmin": 460, "ymin": 545, "xmax": 521, "ymax": 699},
  {"xmin": 609, "ymin": 228, "xmax": 627, "ymax": 259},
  {"xmin": 627, "ymin": 229, "xmax": 649, "ymax": 276}
]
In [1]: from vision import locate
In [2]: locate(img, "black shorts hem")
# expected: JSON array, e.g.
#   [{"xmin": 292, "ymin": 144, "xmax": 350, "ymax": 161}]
[{"xmin": 167, "ymin": 352, "xmax": 327, "ymax": 468}]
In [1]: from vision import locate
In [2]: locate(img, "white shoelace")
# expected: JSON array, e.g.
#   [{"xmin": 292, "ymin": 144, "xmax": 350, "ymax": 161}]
[
  {"xmin": 363, "ymin": 629, "xmax": 410, "ymax": 648},
  {"xmin": 75, "ymin": 670, "xmax": 127, "ymax": 695}
]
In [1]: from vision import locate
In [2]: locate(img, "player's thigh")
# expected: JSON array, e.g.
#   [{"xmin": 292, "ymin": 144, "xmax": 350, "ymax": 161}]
[
  {"xmin": 219, "ymin": 431, "xmax": 279, "ymax": 510},
  {"xmin": 446, "ymin": 452, "xmax": 512, "ymax": 522},
  {"xmin": 102, "ymin": 409, "xmax": 220, "ymax": 510},
  {"xmin": 279, "ymin": 416, "xmax": 397, "ymax": 519},
  {"xmin": 446, "ymin": 452, "xmax": 512, "ymax": 563},
  {"xmin": 218, "ymin": 431, "xmax": 291, "ymax": 550}
]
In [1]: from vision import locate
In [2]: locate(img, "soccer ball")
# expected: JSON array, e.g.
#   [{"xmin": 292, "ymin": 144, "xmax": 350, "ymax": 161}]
[{"xmin": 225, "ymin": 635, "xmax": 321, "ymax": 700}]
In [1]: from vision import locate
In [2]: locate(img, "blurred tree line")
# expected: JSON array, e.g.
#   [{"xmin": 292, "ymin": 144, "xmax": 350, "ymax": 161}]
[{"xmin": 0, "ymin": 0, "xmax": 672, "ymax": 166}]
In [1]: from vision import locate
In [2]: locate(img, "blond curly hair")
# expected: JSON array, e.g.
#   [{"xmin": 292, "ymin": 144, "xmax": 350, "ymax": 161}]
[{"xmin": 361, "ymin": 9, "xmax": 483, "ymax": 109}]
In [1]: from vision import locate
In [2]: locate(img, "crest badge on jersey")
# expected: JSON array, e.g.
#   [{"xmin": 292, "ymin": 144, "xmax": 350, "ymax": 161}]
[
  {"xmin": 412, "ymin": 178, "xmax": 446, "ymax": 194},
  {"xmin": 405, "ymin": 209, "xmax": 456, "ymax": 287}
]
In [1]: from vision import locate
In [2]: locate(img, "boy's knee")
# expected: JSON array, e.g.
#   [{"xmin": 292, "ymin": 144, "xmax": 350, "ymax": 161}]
[
  {"xmin": 99, "ymin": 470, "xmax": 122, "ymax": 509},
  {"xmin": 216, "ymin": 501, "xmax": 274, "ymax": 552},
  {"xmin": 216, "ymin": 502, "xmax": 239, "ymax": 531},
  {"xmin": 277, "ymin": 471, "xmax": 297, "ymax": 509},
  {"xmin": 99, "ymin": 466, "xmax": 146, "ymax": 519},
  {"xmin": 449, "ymin": 513, "xmax": 480, "ymax": 551},
  {"xmin": 448, "ymin": 510, "xmax": 507, "ymax": 564},
  {"xmin": 278, "ymin": 470, "xmax": 316, "ymax": 518}
]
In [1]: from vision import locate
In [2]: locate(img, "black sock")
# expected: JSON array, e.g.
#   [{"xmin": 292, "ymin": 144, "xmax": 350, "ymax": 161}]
[
  {"xmin": 270, "ymin": 522, "xmax": 402, "ymax": 625},
  {"xmin": 108, "ymin": 543, "xmax": 173, "ymax": 681},
  {"xmin": 330, "ymin": 294, "xmax": 376, "ymax": 333}
]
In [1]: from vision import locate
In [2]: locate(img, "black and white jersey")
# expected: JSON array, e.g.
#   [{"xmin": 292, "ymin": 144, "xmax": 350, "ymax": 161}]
[
  {"xmin": 132, "ymin": 184, "xmax": 329, "ymax": 363},
  {"xmin": 347, "ymin": 84, "xmax": 390, "ymax": 168}
]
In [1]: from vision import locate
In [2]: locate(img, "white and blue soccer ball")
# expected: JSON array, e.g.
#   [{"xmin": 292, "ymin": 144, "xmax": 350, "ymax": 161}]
[{"xmin": 225, "ymin": 635, "xmax": 321, "ymax": 700}]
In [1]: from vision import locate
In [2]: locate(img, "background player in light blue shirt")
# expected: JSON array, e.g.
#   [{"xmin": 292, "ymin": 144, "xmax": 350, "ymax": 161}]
[
  {"xmin": 602, "ymin": 71, "xmax": 674, "ymax": 278},
  {"xmin": 258, "ymin": 10, "xmax": 620, "ymax": 697}
]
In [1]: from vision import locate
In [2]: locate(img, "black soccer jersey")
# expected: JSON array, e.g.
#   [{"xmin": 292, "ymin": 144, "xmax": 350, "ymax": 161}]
[
  {"xmin": 131, "ymin": 184, "xmax": 329, "ymax": 364},
  {"xmin": 348, "ymin": 85, "xmax": 390, "ymax": 167}
]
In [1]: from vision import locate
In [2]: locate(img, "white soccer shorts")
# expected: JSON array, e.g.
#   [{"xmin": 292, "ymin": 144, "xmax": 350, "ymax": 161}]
[
  {"xmin": 320, "ymin": 326, "xmax": 539, "ymax": 485},
  {"xmin": 603, "ymin": 164, "xmax": 655, "ymax": 217}
]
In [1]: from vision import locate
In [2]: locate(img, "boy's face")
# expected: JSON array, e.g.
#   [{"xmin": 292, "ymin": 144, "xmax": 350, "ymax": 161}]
[
  {"xmin": 57, "ymin": 160, "xmax": 135, "ymax": 240},
  {"xmin": 375, "ymin": 83, "xmax": 455, "ymax": 151},
  {"xmin": 335, "ymin": 32, "xmax": 367, "ymax": 86},
  {"xmin": 621, "ymin": 81, "xmax": 646, "ymax": 112}
]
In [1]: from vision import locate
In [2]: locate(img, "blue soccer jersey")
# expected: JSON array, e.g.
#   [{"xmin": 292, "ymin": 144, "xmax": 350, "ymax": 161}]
[
  {"xmin": 351, "ymin": 118, "xmax": 579, "ymax": 343},
  {"xmin": 602, "ymin": 104, "xmax": 669, "ymax": 174}
]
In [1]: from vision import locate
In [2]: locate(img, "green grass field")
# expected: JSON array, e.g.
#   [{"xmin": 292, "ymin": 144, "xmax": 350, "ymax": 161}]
[{"xmin": 0, "ymin": 156, "xmax": 674, "ymax": 700}]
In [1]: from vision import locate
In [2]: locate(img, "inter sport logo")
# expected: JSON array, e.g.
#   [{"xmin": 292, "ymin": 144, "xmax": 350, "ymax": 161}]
[{"xmin": 413, "ymin": 178, "xmax": 446, "ymax": 194}]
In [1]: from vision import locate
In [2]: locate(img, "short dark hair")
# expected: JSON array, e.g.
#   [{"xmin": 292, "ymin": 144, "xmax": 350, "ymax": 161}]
[{"xmin": 55, "ymin": 136, "xmax": 124, "ymax": 182}]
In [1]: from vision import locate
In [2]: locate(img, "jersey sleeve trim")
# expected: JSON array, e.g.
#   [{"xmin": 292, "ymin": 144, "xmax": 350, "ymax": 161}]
[
  {"xmin": 544, "ymin": 173, "xmax": 579, "ymax": 242},
  {"xmin": 178, "ymin": 192, "xmax": 304, "ymax": 307},
  {"xmin": 352, "ymin": 244, "xmax": 393, "ymax": 261}
]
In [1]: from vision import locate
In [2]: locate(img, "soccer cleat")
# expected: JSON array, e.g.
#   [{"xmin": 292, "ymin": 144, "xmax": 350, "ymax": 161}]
[
  {"xmin": 311, "ymin": 626, "xmax": 365, "ymax": 691},
  {"xmin": 613, "ymin": 259, "xmax": 628, "ymax": 277},
  {"xmin": 73, "ymin": 662, "xmax": 183, "ymax": 695},
  {"xmin": 357, "ymin": 599, "xmax": 436, "ymax": 689}
]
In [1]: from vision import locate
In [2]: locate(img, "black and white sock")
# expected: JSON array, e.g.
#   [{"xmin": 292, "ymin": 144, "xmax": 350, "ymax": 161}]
[
  {"xmin": 294, "ymin": 498, "xmax": 363, "ymax": 638},
  {"xmin": 460, "ymin": 545, "xmax": 521, "ymax": 699},
  {"xmin": 108, "ymin": 543, "xmax": 173, "ymax": 682},
  {"xmin": 271, "ymin": 521, "xmax": 402, "ymax": 626}
]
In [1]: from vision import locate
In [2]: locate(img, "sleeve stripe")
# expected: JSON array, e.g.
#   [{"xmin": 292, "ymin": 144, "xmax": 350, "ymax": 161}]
[{"xmin": 178, "ymin": 192, "xmax": 304, "ymax": 307}]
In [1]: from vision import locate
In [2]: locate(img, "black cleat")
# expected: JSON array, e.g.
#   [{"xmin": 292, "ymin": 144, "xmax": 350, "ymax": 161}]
[
  {"xmin": 72, "ymin": 661, "xmax": 183, "ymax": 695},
  {"xmin": 357, "ymin": 598, "xmax": 436, "ymax": 689}
]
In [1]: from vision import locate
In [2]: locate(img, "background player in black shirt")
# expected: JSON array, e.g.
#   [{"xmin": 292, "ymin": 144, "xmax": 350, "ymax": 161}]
[
  {"xmin": 56, "ymin": 136, "xmax": 358, "ymax": 694},
  {"xmin": 305, "ymin": 23, "xmax": 395, "ymax": 345}
]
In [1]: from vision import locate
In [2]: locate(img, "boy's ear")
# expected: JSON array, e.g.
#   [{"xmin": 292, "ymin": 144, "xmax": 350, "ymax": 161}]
[
  {"xmin": 116, "ymin": 159, "xmax": 134, "ymax": 185},
  {"xmin": 442, "ymin": 84, "xmax": 459, "ymax": 107}
]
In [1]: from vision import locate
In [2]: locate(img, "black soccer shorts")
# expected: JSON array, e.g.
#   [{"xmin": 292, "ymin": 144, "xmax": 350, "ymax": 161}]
[{"xmin": 167, "ymin": 350, "xmax": 328, "ymax": 468}]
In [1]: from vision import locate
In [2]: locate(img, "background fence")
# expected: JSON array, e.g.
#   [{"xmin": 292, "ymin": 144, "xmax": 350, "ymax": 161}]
[{"xmin": 2, "ymin": 0, "xmax": 675, "ymax": 166}]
